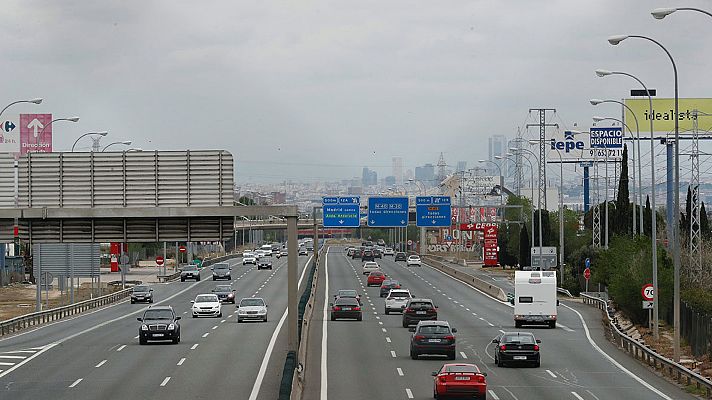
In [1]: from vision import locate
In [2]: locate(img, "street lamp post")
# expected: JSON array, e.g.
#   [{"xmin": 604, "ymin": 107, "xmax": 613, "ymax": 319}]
[
  {"xmin": 608, "ymin": 34, "xmax": 680, "ymax": 360},
  {"xmin": 0, "ymin": 98, "xmax": 43, "ymax": 118},
  {"xmin": 102, "ymin": 141, "xmax": 132, "ymax": 152},
  {"xmin": 591, "ymin": 99, "xmax": 643, "ymax": 235},
  {"xmin": 596, "ymin": 68, "xmax": 659, "ymax": 339},
  {"xmin": 509, "ymin": 149, "xmax": 540, "ymax": 267},
  {"xmin": 509, "ymin": 148, "xmax": 537, "ymax": 246},
  {"xmin": 652, "ymin": 7, "xmax": 712, "ymax": 19}
]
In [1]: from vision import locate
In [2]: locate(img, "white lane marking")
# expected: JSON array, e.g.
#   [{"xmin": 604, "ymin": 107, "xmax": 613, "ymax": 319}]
[
  {"xmin": 0, "ymin": 355, "xmax": 26, "ymax": 359},
  {"xmin": 375, "ymin": 316, "xmax": 380, "ymax": 320},
  {"xmin": 95, "ymin": 360, "xmax": 107, "ymax": 368},
  {"xmin": 386, "ymin": 337, "xmax": 391, "ymax": 343},
  {"xmin": 586, "ymin": 389, "xmax": 602, "ymax": 400},
  {"xmin": 488, "ymin": 389, "xmax": 500, "ymax": 399},
  {"xmin": 382, "ymin": 328, "xmax": 387, "ymax": 333},
  {"xmin": 558, "ymin": 323, "xmax": 574, "ymax": 332},
  {"xmin": 319, "ymin": 249, "xmax": 330, "ymax": 400},
  {"xmin": 234, "ymin": 310, "xmax": 239, "ymax": 314},
  {"xmin": 472, "ymin": 312, "xmax": 478, "ymax": 316},
  {"xmin": 572, "ymin": 392, "xmax": 585, "ymax": 400},
  {"xmin": 378, "ymin": 321, "xmax": 383, "ymax": 325},
  {"xmin": 0, "ymin": 344, "xmax": 57, "ymax": 379},
  {"xmin": 134, "ymin": 335, "xmax": 139, "ymax": 339},
  {"xmin": 177, "ymin": 358, "xmax": 186, "ymax": 366},
  {"xmin": 221, "ymin": 319, "xmax": 226, "ymax": 323},
  {"xmin": 212, "ymin": 326, "xmax": 218, "ymax": 330},
  {"xmin": 390, "ymin": 350, "xmax": 397, "ymax": 358},
  {"xmin": 183, "ymin": 311, "xmax": 187, "ymax": 314},
  {"xmin": 546, "ymin": 369, "xmax": 557, "ymax": 378},
  {"xmin": 460, "ymin": 351, "xmax": 468, "ymax": 359},
  {"xmin": 69, "ymin": 378, "xmax": 83, "ymax": 388},
  {"xmin": 251, "ymin": 254, "xmax": 312, "ymax": 400},
  {"xmin": 499, "ymin": 330, "xmax": 505, "ymax": 334},
  {"xmin": 465, "ymin": 308, "xmax": 470, "ymax": 311},
  {"xmin": 2, "ymin": 350, "xmax": 36, "ymax": 354},
  {"xmin": 191, "ymin": 344, "xmax": 199, "ymax": 350},
  {"xmin": 405, "ymin": 388, "xmax": 414, "ymax": 399},
  {"xmin": 202, "ymin": 333, "xmax": 210, "ymax": 338},
  {"xmin": 397, "ymin": 367, "xmax": 404, "ymax": 376},
  {"xmin": 160, "ymin": 376, "xmax": 171, "ymax": 387},
  {"xmin": 116, "ymin": 345, "xmax": 126, "ymax": 352},
  {"xmin": 0, "ymin": 362, "xmax": 14, "ymax": 366},
  {"xmin": 562, "ymin": 303, "xmax": 673, "ymax": 400}
]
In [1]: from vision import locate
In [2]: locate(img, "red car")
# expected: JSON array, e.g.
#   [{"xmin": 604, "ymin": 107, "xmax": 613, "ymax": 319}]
[
  {"xmin": 432, "ymin": 363, "xmax": 487, "ymax": 399},
  {"xmin": 367, "ymin": 271, "xmax": 386, "ymax": 286}
]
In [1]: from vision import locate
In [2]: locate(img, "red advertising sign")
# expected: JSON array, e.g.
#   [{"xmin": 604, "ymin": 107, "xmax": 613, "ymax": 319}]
[
  {"xmin": 483, "ymin": 225, "xmax": 498, "ymax": 266},
  {"xmin": 459, "ymin": 222, "xmax": 497, "ymax": 231},
  {"xmin": 20, "ymin": 114, "xmax": 52, "ymax": 155}
]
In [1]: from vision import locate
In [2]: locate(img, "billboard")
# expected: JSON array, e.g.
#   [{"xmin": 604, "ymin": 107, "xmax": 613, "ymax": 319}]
[
  {"xmin": 547, "ymin": 128, "xmax": 623, "ymax": 162},
  {"xmin": 0, "ymin": 114, "xmax": 52, "ymax": 156},
  {"xmin": 461, "ymin": 175, "xmax": 501, "ymax": 195},
  {"xmin": 624, "ymin": 98, "xmax": 712, "ymax": 133}
]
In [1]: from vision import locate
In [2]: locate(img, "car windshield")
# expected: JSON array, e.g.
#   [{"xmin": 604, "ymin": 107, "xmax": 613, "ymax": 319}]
[
  {"xmin": 503, "ymin": 334, "xmax": 535, "ymax": 344},
  {"xmin": 133, "ymin": 286, "xmax": 149, "ymax": 292},
  {"xmin": 445, "ymin": 365, "xmax": 478, "ymax": 373},
  {"xmin": 143, "ymin": 309, "xmax": 173, "ymax": 320},
  {"xmin": 240, "ymin": 299, "xmax": 265, "ymax": 307},
  {"xmin": 214, "ymin": 264, "xmax": 229, "ymax": 270},
  {"xmin": 215, "ymin": 285, "xmax": 231, "ymax": 292},
  {"xmin": 195, "ymin": 295, "xmax": 218, "ymax": 303},
  {"xmin": 183, "ymin": 265, "xmax": 197, "ymax": 271},
  {"xmin": 418, "ymin": 325, "xmax": 450, "ymax": 334}
]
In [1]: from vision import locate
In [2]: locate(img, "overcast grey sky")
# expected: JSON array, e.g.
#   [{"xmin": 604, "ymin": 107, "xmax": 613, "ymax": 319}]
[{"xmin": 1, "ymin": 1, "xmax": 710, "ymax": 183}]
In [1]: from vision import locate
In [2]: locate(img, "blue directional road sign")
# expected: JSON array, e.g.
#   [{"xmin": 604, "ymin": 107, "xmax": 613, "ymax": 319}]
[
  {"xmin": 416, "ymin": 196, "xmax": 452, "ymax": 227},
  {"xmin": 585, "ymin": 257, "xmax": 591, "ymax": 268},
  {"xmin": 323, "ymin": 197, "xmax": 360, "ymax": 228},
  {"xmin": 367, "ymin": 197, "xmax": 409, "ymax": 227}
]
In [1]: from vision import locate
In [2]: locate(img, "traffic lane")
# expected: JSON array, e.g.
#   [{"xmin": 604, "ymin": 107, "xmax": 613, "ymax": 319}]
[
  {"xmin": 0, "ymin": 259, "xmax": 268, "ymax": 399},
  {"xmin": 326, "ymin": 250, "xmax": 408, "ymax": 400},
  {"xmin": 380, "ymin": 258, "xmax": 695, "ymax": 400},
  {"xmin": 0, "ymin": 257, "xmax": 243, "ymax": 351}
]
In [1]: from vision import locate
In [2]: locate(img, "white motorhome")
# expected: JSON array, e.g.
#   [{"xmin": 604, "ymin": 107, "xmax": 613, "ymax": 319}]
[{"xmin": 513, "ymin": 270, "xmax": 557, "ymax": 328}]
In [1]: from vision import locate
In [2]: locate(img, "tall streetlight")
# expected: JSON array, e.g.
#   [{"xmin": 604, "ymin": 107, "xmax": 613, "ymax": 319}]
[
  {"xmin": 608, "ymin": 34, "xmax": 680, "ymax": 360},
  {"xmin": 0, "ymin": 98, "xmax": 43, "ymax": 118},
  {"xmin": 509, "ymin": 148, "xmax": 537, "ymax": 246},
  {"xmin": 509, "ymin": 149, "xmax": 541, "ymax": 264},
  {"xmin": 596, "ymin": 68, "xmax": 659, "ymax": 339},
  {"xmin": 71, "ymin": 131, "xmax": 109, "ymax": 152},
  {"xmin": 102, "ymin": 141, "xmax": 132, "ymax": 152},
  {"xmin": 591, "ymin": 99, "xmax": 643, "ymax": 235},
  {"xmin": 652, "ymin": 7, "xmax": 712, "ymax": 19},
  {"xmin": 38, "ymin": 117, "xmax": 80, "ymax": 137},
  {"xmin": 409, "ymin": 179, "xmax": 427, "ymax": 256}
]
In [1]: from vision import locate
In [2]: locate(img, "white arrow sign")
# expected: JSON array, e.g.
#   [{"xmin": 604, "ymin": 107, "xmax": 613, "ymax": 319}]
[
  {"xmin": 338, "ymin": 220, "xmax": 344, "ymax": 225},
  {"xmin": 400, "ymin": 220, "xmax": 406, "ymax": 225},
  {"xmin": 431, "ymin": 220, "xmax": 437, "ymax": 224},
  {"xmin": 27, "ymin": 118, "xmax": 44, "ymax": 138},
  {"xmin": 370, "ymin": 220, "xmax": 375, "ymax": 224}
]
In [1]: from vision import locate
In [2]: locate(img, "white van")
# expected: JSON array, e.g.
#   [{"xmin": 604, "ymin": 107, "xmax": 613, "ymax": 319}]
[{"xmin": 513, "ymin": 271, "xmax": 557, "ymax": 328}]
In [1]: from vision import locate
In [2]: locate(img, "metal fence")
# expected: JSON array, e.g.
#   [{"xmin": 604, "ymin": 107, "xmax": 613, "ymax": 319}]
[
  {"xmin": 664, "ymin": 301, "xmax": 712, "ymax": 358},
  {"xmin": 583, "ymin": 294, "xmax": 712, "ymax": 398}
]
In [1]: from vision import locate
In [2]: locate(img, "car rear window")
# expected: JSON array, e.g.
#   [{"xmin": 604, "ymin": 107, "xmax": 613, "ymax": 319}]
[
  {"xmin": 389, "ymin": 292, "xmax": 410, "ymax": 298},
  {"xmin": 409, "ymin": 302, "xmax": 433, "ymax": 309},
  {"xmin": 370, "ymin": 271, "xmax": 384, "ymax": 277},
  {"xmin": 215, "ymin": 285, "xmax": 231, "ymax": 291},
  {"xmin": 335, "ymin": 298, "xmax": 358, "ymax": 306},
  {"xmin": 445, "ymin": 365, "xmax": 478, "ymax": 373},
  {"xmin": 503, "ymin": 334, "xmax": 535, "ymax": 344},
  {"xmin": 418, "ymin": 325, "xmax": 450, "ymax": 334},
  {"xmin": 338, "ymin": 290, "xmax": 357, "ymax": 297}
]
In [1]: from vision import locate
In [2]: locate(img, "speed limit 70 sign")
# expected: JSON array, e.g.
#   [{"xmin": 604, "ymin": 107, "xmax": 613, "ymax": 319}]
[{"xmin": 641, "ymin": 283, "xmax": 654, "ymax": 301}]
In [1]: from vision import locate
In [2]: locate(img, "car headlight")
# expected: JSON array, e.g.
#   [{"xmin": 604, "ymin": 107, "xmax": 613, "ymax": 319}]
[
  {"xmin": 141, "ymin": 324, "xmax": 148, "ymax": 331},
  {"xmin": 228, "ymin": 293, "xmax": 234, "ymax": 298},
  {"xmin": 168, "ymin": 324, "xmax": 175, "ymax": 330},
  {"xmin": 239, "ymin": 310, "xmax": 247, "ymax": 315},
  {"xmin": 258, "ymin": 309, "xmax": 267, "ymax": 314}
]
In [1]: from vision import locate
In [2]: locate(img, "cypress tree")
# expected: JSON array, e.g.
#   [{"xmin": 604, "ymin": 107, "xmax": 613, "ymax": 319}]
[
  {"xmin": 683, "ymin": 186, "xmax": 692, "ymax": 233},
  {"xmin": 615, "ymin": 144, "xmax": 630, "ymax": 235},
  {"xmin": 519, "ymin": 224, "xmax": 530, "ymax": 268},
  {"xmin": 701, "ymin": 201, "xmax": 711, "ymax": 240},
  {"xmin": 645, "ymin": 195, "xmax": 652, "ymax": 236}
]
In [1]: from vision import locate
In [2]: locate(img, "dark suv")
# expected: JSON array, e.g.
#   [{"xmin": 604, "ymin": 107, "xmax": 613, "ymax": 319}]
[
  {"xmin": 394, "ymin": 252, "xmax": 407, "ymax": 262},
  {"xmin": 402, "ymin": 298, "xmax": 438, "ymax": 327},
  {"xmin": 409, "ymin": 320, "xmax": 457, "ymax": 360},
  {"xmin": 361, "ymin": 249, "xmax": 375, "ymax": 262},
  {"xmin": 137, "ymin": 306, "xmax": 181, "ymax": 345},
  {"xmin": 130, "ymin": 285, "xmax": 153, "ymax": 304}
]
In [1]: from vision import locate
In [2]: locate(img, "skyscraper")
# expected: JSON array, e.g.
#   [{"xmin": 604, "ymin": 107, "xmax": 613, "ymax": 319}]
[
  {"xmin": 392, "ymin": 157, "xmax": 403, "ymax": 186},
  {"xmin": 488, "ymin": 135, "xmax": 508, "ymax": 176},
  {"xmin": 362, "ymin": 167, "xmax": 377, "ymax": 186},
  {"xmin": 456, "ymin": 161, "xmax": 467, "ymax": 173},
  {"xmin": 415, "ymin": 163, "xmax": 435, "ymax": 186}
]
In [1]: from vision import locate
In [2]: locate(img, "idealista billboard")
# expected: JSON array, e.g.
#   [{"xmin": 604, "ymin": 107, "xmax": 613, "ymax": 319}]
[
  {"xmin": 623, "ymin": 98, "xmax": 712, "ymax": 132},
  {"xmin": 547, "ymin": 128, "xmax": 623, "ymax": 162}
]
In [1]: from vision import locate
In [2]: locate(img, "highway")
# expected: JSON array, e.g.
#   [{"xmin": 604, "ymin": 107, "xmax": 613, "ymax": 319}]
[
  {"xmin": 304, "ymin": 246, "xmax": 696, "ymax": 400},
  {"xmin": 0, "ymin": 254, "xmax": 312, "ymax": 400}
]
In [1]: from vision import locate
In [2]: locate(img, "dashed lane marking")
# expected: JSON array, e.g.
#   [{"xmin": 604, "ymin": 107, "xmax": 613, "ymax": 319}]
[
  {"xmin": 406, "ymin": 388, "xmax": 414, "ymax": 399},
  {"xmin": 191, "ymin": 344, "xmax": 199, "ymax": 350},
  {"xmin": 177, "ymin": 358, "xmax": 186, "ymax": 366},
  {"xmin": 160, "ymin": 377, "xmax": 171, "ymax": 387},
  {"xmin": 397, "ymin": 367, "xmax": 404, "ymax": 376},
  {"xmin": 390, "ymin": 350, "xmax": 397, "ymax": 358},
  {"xmin": 95, "ymin": 360, "xmax": 107, "ymax": 368},
  {"xmin": 460, "ymin": 351, "xmax": 468, "ymax": 359},
  {"xmin": 69, "ymin": 378, "xmax": 83, "ymax": 388},
  {"xmin": 116, "ymin": 345, "xmax": 126, "ymax": 352}
]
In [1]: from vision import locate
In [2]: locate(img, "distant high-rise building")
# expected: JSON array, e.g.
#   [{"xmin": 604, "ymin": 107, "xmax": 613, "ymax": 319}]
[
  {"xmin": 392, "ymin": 157, "xmax": 403, "ymax": 186},
  {"xmin": 384, "ymin": 176, "xmax": 396, "ymax": 186},
  {"xmin": 456, "ymin": 161, "xmax": 467, "ymax": 173},
  {"xmin": 405, "ymin": 169, "xmax": 414, "ymax": 182},
  {"xmin": 488, "ymin": 135, "xmax": 508, "ymax": 176},
  {"xmin": 415, "ymin": 163, "xmax": 436, "ymax": 186},
  {"xmin": 361, "ymin": 167, "xmax": 377, "ymax": 186}
]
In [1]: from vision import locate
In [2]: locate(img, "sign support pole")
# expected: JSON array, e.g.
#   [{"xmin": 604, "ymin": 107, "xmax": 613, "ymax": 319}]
[{"xmin": 287, "ymin": 215, "xmax": 298, "ymax": 352}]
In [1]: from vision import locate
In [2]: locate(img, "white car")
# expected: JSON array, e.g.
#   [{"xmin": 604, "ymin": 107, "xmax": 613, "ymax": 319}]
[
  {"xmin": 407, "ymin": 255, "xmax": 422, "ymax": 267},
  {"xmin": 255, "ymin": 249, "xmax": 270, "ymax": 258},
  {"xmin": 237, "ymin": 297, "xmax": 268, "ymax": 322},
  {"xmin": 191, "ymin": 294, "xmax": 222, "ymax": 318},
  {"xmin": 362, "ymin": 261, "xmax": 380, "ymax": 275},
  {"xmin": 243, "ymin": 253, "xmax": 257, "ymax": 265},
  {"xmin": 383, "ymin": 247, "xmax": 395, "ymax": 256},
  {"xmin": 384, "ymin": 289, "xmax": 413, "ymax": 314}
]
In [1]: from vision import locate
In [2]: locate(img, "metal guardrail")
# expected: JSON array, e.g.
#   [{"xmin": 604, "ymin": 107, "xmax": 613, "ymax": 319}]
[
  {"xmin": 0, "ymin": 288, "xmax": 131, "ymax": 337},
  {"xmin": 582, "ymin": 293, "xmax": 712, "ymax": 398},
  {"xmin": 422, "ymin": 256, "xmax": 508, "ymax": 302}
]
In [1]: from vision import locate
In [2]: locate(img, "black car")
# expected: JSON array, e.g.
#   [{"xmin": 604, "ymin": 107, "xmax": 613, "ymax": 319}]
[
  {"xmin": 212, "ymin": 284, "xmax": 236, "ymax": 303},
  {"xmin": 352, "ymin": 247, "xmax": 363, "ymax": 259},
  {"xmin": 373, "ymin": 248, "xmax": 383, "ymax": 259},
  {"xmin": 409, "ymin": 320, "xmax": 457, "ymax": 360},
  {"xmin": 361, "ymin": 249, "xmax": 375, "ymax": 262},
  {"xmin": 258, "ymin": 259, "xmax": 273, "ymax": 270},
  {"xmin": 137, "ymin": 306, "xmax": 181, "ymax": 345},
  {"xmin": 330, "ymin": 297, "xmax": 362, "ymax": 321},
  {"xmin": 333, "ymin": 289, "xmax": 361, "ymax": 305},
  {"xmin": 402, "ymin": 298, "xmax": 438, "ymax": 327},
  {"xmin": 394, "ymin": 252, "xmax": 407, "ymax": 262},
  {"xmin": 130, "ymin": 285, "xmax": 153, "ymax": 304},
  {"xmin": 211, "ymin": 263, "xmax": 232, "ymax": 280},
  {"xmin": 379, "ymin": 279, "xmax": 401, "ymax": 297},
  {"xmin": 492, "ymin": 331, "xmax": 541, "ymax": 367}
]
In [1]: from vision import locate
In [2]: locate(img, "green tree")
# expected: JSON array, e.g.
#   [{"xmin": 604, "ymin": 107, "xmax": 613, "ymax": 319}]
[
  {"xmin": 519, "ymin": 224, "xmax": 530, "ymax": 268},
  {"xmin": 683, "ymin": 185, "xmax": 692, "ymax": 234},
  {"xmin": 701, "ymin": 201, "xmax": 711, "ymax": 240},
  {"xmin": 614, "ymin": 145, "xmax": 630, "ymax": 236},
  {"xmin": 533, "ymin": 209, "xmax": 553, "ymax": 246},
  {"xmin": 237, "ymin": 196, "xmax": 255, "ymax": 206}
]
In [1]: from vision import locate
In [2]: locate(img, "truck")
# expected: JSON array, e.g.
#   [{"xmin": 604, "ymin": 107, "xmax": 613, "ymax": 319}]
[{"xmin": 513, "ymin": 270, "xmax": 557, "ymax": 328}]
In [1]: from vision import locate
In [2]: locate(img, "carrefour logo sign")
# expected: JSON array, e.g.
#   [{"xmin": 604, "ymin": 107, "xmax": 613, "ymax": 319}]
[{"xmin": 550, "ymin": 131, "xmax": 585, "ymax": 153}]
